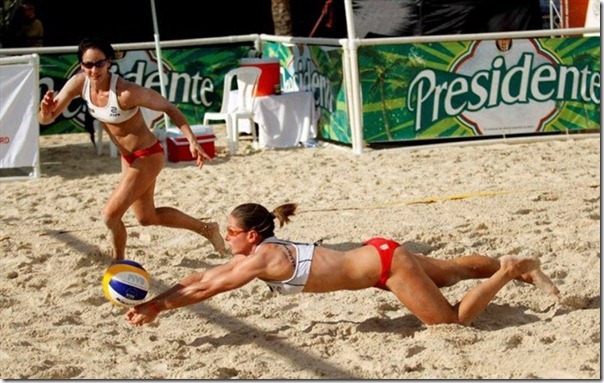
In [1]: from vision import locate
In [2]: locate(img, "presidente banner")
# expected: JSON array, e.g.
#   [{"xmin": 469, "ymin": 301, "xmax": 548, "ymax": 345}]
[
  {"xmin": 358, "ymin": 36, "xmax": 601, "ymax": 143},
  {"xmin": 263, "ymin": 41, "xmax": 349, "ymax": 144},
  {"xmin": 38, "ymin": 44, "xmax": 252, "ymax": 135}
]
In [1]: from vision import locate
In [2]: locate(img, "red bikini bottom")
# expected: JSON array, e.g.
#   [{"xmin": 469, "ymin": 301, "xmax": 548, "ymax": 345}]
[
  {"xmin": 363, "ymin": 237, "xmax": 401, "ymax": 290},
  {"xmin": 122, "ymin": 140, "xmax": 164, "ymax": 165}
]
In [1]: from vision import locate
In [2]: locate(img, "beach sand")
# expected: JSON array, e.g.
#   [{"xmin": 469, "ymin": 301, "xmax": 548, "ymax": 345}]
[{"xmin": 0, "ymin": 130, "xmax": 600, "ymax": 379}]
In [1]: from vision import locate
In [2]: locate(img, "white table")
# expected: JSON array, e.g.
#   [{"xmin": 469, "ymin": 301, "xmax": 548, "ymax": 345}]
[{"xmin": 229, "ymin": 90, "xmax": 318, "ymax": 148}]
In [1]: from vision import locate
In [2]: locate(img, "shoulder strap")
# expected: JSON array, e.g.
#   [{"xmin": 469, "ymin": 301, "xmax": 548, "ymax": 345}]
[
  {"xmin": 261, "ymin": 237, "xmax": 314, "ymax": 247},
  {"xmin": 82, "ymin": 76, "xmax": 90, "ymax": 100},
  {"xmin": 109, "ymin": 74, "xmax": 120, "ymax": 106},
  {"xmin": 110, "ymin": 73, "xmax": 118, "ymax": 89}
]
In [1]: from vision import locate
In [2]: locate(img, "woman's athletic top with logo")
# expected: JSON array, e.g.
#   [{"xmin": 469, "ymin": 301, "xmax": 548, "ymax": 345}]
[
  {"xmin": 83, "ymin": 74, "xmax": 139, "ymax": 124},
  {"xmin": 258, "ymin": 237, "xmax": 315, "ymax": 295}
]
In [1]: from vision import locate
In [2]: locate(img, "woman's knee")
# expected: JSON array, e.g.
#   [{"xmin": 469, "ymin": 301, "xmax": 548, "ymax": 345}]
[
  {"xmin": 394, "ymin": 247, "xmax": 423, "ymax": 273},
  {"xmin": 136, "ymin": 215, "xmax": 156, "ymax": 227},
  {"xmin": 101, "ymin": 208, "xmax": 121, "ymax": 229}
]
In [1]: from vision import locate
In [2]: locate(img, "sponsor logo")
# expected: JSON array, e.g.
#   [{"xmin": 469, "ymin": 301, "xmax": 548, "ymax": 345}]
[{"xmin": 408, "ymin": 39, "xmax": 600, "ymax": 134}]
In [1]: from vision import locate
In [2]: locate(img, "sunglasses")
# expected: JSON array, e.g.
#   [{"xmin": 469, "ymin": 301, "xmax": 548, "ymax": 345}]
[
  {"xmin": 81, "ymin": 59, "xmax": 108, "ymax": 69},
  {"xmin": 226, "ymin": 227, "xmax": 248, "ymax": 237}
]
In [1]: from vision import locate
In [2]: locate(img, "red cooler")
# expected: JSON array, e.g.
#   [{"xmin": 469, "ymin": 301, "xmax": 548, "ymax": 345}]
[
  {"xmin": 166, "ymin": 125, "xmax": 216, "ymax": 162},
  {"xmin": 240, "ymin": 57, "xmax": 280, "ymax": 96}
]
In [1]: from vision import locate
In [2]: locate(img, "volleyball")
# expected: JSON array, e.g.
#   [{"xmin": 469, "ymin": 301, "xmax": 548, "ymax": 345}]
[{"xmin": 102, "ymin": 260, "xmax": 151, "ymax": 307}]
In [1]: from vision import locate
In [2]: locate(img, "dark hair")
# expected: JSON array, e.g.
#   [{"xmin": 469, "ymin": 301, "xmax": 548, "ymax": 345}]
[
  {"xmin": 495, "ymin": 39, "xmax": 512, "ymax": 52},
  {"xmin": 77, "ymin": 37, "xmax": 115, "ymax": 62},
  {"xmin": 231, "ymin": 203, "xmax": 297, "ymax": 240}
]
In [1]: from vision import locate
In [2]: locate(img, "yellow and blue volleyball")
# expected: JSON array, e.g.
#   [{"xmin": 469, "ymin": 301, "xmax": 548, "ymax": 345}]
[{"xmin": 102, "ymin": 260, "xmax": 150, "ymax": 307}]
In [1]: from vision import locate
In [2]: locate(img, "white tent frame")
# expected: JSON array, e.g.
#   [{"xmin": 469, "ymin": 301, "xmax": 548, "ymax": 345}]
[
  {"xmin": 0, "ymin": 2, "xmax": 599, "ymax": 156},
  {"xmin": 149, "ymin": 0, "xmax": 170, "ymax": 142}
]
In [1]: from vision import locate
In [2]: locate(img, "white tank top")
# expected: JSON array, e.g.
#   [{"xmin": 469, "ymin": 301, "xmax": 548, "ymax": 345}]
[
  {"xmin": 258, "ymin": 237, "xmax": 315, "ymax": 295},
  {"xmin": 82, "ymin": 73, "xmax": 139, "ymax": 124}
]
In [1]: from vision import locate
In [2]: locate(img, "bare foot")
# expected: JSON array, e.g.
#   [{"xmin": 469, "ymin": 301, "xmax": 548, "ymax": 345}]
[
  {"xmin": 206, "ymin": 222, "xmax": 228, "ymax": 257},
  {"xmin": 503, "ymin": 256, "xmax": 560, "ymax": 297},
  {"xmin": 499, "ymin": 255, "xmax": 540, "ymax": 278},
  {"xmin": 520, "ymin": 269, "xmax": 560, "ymax": 297},
  {"xmin": 195, "ymin": 220, "xmax": 228, "ymax": 256}
]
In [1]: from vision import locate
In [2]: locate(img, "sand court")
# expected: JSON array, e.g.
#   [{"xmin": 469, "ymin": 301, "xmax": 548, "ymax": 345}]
[{"xmin": 0, "ymin": 131, "xmax": 600, "ymax": 379}]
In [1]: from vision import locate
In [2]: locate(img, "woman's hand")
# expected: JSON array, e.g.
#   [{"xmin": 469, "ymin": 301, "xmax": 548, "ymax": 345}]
[
  {"xmin": 190, "ymin": 141, "xmax": 212, "ymax": 168},
  {"xmin": 125, "ymin": 301, "xmax": 160, "ymax": 326},
  {"xmin": 39, "ymin": 90, "xmax": 57, "ymax": 123}
]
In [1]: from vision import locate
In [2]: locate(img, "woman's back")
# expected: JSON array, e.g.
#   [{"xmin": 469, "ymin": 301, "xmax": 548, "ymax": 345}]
[{"xmin": 304, "ymin": 245, "xmax": 383, "ymax": 293}]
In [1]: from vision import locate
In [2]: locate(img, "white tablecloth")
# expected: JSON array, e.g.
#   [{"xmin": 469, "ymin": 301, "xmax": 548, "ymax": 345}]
[{"xmin": 228, "ymin": 90, "xmax": 318, "ymax": 148}]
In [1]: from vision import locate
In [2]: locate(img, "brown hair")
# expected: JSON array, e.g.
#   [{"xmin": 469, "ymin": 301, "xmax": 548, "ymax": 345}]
[
  {"xmin": 77, "ymin": 37, "xmax": 115, "ymax": 63},
  {"xmin": 230, "ymin": 202, "xmax": 297, "ymax": 240}
]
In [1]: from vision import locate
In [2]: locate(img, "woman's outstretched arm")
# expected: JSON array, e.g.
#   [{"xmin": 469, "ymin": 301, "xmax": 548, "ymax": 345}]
[{"xmin": 125, "ymin": 254, "xmax": 267, "ymax": 326}]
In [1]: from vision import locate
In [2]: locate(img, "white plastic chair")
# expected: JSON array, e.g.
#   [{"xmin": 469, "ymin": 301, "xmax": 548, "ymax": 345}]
[
  {"xmin": 203, "ymin": 66, "xmax": 261, "ymax": 155},
  {"xmin": 94, "ymin": 120, "xmax": 118, "ymax": 157}
]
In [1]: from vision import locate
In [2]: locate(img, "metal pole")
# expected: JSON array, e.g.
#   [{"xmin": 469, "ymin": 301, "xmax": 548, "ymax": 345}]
[
  {"xmin": 150, "ymin": 0, "xmax": 171, "ymax": 137},
  {"xmin": 343, "ymin": 0, "xmax": 364, "ymax": 155}
]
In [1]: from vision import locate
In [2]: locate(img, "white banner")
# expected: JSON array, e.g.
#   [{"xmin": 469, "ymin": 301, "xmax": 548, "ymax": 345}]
[
  {"xmin": 585, "ymin": 0, "xmax": 600, "ymax": 35},
  {"xmin": 0, "ymin": 56, "xmax": 39, "ymax": 171}
]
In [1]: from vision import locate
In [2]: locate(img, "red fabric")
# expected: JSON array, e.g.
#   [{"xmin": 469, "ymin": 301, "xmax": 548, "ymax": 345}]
[
  {"xmin": 122, "ymin": 140, "xmax": 164, "ymax": 165},
  {"xmin": 363, "ymin": 237, "xmax": 401, "ymax": 290}
]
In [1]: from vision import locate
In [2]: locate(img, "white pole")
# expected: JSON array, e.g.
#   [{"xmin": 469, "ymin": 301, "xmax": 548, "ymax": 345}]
[
  {"xmin": 150, "ymin": 0, "xmax": 171, "ymax": 139},
  {"xmin": 550, "ymin": 0, "xmax": 554, "ymax": 29},
  {"xmin": 32, "ymin": 53, "xmax": 41, "ymax": 178},
  {"xmin": 343, "ymin": 0, "xmax": 364, "ymax": 155}
]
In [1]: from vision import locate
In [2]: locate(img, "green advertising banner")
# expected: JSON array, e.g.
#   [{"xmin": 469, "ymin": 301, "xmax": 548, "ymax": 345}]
[
  {"xmin": 263, "ymin": 41, "xmax": 350, "ymax": 144},
  {"xmin": 38, "ymin": 44, "xmax": 253, "ymax": 135},
  {"xmin": 34, "ymin": 36, "xmax": 600, "ymax": 146},
  {"xmin": 358, "ymin": 36, "xmax": 600, "ymax": 143}
]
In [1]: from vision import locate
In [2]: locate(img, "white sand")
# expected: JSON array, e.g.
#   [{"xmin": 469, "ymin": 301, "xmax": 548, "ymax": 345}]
[{"xmin": 0, "ymin": 130, "xmax": 600, "ymax": 379}]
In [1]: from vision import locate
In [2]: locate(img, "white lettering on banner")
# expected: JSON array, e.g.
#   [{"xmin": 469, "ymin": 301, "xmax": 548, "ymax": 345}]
[
  {"xmin": 123, "ymin": 61, "xmax": 214, "ymax": 107},
  {"xmin": 38, "ymin": 76, "xmax": 53, "ymax": 92},
  {"xmin": 408, "ymin": 53, "xmax": 601, "ymax": 132},
  {"xmin": 295, "ymin": 57, "xmax": 334, "ymax": 112},
  {"xmin": 39, "ymin": 66, "xmax": 215, "ymax": 127}
]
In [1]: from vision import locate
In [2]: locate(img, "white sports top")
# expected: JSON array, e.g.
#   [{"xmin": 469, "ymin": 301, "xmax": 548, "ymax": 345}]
[
  {"xmin": 82, "ymin": 73, "xmax": 139, "ymax": 124},
  {"xmin": 258, "ymin": 237, "xmax": 315, "ymax": 295}
]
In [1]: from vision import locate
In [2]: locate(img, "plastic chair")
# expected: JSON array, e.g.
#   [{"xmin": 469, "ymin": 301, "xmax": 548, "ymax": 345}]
[{"xmin": 203, "ymin": 66, "xmax": 261, "ymax": 155}]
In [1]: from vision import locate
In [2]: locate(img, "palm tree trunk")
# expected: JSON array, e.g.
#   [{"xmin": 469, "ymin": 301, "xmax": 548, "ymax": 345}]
[{"xmin": 271, "ymin": 0, "xmax": 293, "ymax": 36}]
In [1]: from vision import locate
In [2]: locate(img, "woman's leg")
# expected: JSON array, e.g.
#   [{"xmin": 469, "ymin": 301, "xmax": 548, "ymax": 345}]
[
  {"xmin": 412, "ymin": 253, "xmax": 500, "ymax": 287},
  {"xmin": 132, "ymin": 197, "xmax": 227, "ymax": 256},
  {"xmin": 412, "ymin": 252, "xmax": 559, "ymax": 296},
  {"xmin": 102, "ymin": 156, "xmax": 163, "ymax": 260},
  {"xmin": 387, "ymin": 248, "xmax": 541, "ymax": 326},
  {"xmin": 127, "ymin": 157, "xmax": 227, "ymax": 256}
]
